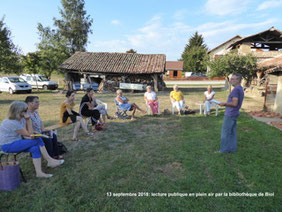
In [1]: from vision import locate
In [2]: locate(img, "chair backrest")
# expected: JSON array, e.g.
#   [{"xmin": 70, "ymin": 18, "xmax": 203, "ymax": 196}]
[{"xmin": 114, "ymin": 99, "xmax": 119, "ymax": 106}]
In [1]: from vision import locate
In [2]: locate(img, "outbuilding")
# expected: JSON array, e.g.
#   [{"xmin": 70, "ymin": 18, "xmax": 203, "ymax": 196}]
[{"xmin": 58, "ymin": 51, "xmax": 166, "ymax": 92}]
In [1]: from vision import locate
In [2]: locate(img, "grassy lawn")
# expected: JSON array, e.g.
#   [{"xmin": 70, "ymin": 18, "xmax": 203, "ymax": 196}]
[{"xmin": 0, "ymin": 89, "xmax": 281, "ymax": 212}]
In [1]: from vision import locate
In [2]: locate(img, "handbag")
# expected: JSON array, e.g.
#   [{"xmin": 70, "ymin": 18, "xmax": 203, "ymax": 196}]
[
  {"xmin": 0, "ymin": 153, "xmax": 21, "ymax": 191},
  {"xmin": 57, "ymin": 142, "xmax": 68, "ymax": 155}
]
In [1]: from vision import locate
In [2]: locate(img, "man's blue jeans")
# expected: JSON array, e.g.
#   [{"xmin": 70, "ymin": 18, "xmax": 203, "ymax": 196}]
[{"xmin": 220, "ymin": 115, "xmax": 238, "ymax": 153}]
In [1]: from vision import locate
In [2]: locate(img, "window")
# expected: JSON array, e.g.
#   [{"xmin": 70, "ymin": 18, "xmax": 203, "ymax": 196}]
[{"xmin": 26, "ymin": 76, "xmax": 31, "ymax": 81}]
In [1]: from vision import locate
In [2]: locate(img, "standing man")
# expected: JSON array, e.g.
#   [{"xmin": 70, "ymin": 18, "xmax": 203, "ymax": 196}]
[{"xmin": 216, "ymin": 73, "xmax": 244, "ymax": 153}]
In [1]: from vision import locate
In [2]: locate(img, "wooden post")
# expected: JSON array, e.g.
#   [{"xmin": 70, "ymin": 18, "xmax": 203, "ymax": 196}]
[{"xmin": 152, "ymin": 74, "xmax": 158, "ymax": 92}]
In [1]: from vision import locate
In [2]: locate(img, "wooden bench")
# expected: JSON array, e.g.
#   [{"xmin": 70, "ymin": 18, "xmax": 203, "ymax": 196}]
[{"xmin": 45, "ymin": 123, "xmax": 72, "ymax": 131}]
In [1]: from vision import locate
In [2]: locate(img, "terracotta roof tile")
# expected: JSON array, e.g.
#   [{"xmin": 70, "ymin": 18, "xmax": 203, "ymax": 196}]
[
  {"xmin": 59, "ymin": 52, "xmax": 166, "ymax": 74},
  {"xmin": 165, "ymin": 61, "xmax": 184, "ymax": 70}
]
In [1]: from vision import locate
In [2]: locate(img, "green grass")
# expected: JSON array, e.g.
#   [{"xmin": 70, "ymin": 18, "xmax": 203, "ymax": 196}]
[{"xmin": 0, "ymin": 89, "xmax": 281, "ymax": 211}]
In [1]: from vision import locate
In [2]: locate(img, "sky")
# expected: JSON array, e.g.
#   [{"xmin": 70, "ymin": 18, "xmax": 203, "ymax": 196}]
[{"xmin": 1, "ymin": 0, "xmax": 282, "ymax": 60}]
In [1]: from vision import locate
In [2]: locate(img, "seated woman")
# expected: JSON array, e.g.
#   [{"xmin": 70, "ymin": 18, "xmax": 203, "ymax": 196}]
[
  {"xmin": 203, "ymin": 85, "xmax": 216, "ymax": 116},
  {"xmin": 0, "ymin": 101, "xmax": 64, "ymax": 178},
  {"xmin": 60, "ymin": 90, "xmax": 94, "ymax": 141},
  {"xmin": 116, "ymin": 89, "xmax": 145, "ymax": 120},
  {"xmin": 170, "ymin": 85, "xmax": 185, "ymax": 114},
  {"xmin": 25, "ymin": 96, "xmax": 63, "ymax": 159},
  {"xmin": 80, "ymin": 88, "xmax": 114, "ymax": 126},
  {"xmin": 144, "ymin": 86, "xmax": 159, "ymax": 116},
  {"xmin": 79, "ymin": 88, "xmax": 101, "ymax": 130}
]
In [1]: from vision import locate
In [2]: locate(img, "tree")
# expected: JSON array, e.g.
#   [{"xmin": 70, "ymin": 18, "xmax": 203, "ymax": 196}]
[
  {"xmin": 54, "ymin": 0, "xmax": 93, "ymax": 54},
  {"xmin": 180, "ymin": 32, "xmax": 208, "ymax": 73},
  {"xmin": 21, "ymin": 52, "xmax": 41, "ymax": 89},
  {"xmin": 208, "ymin": 50, "xmax": 257, "ymax": 87},
  {"xmin": 36, "ymin": 24, "xmax": 70, "ymax": 79},
  {"xmin": 126, "ymin": 49, "xmax": 137, "ymax": 53},
  {"xmin": 22, "ymin": 52, "xmax": 41, "ymax": 74},
  {"xmin": 0, "ymin": 17, "xmax": 22, "ymax": 74}
]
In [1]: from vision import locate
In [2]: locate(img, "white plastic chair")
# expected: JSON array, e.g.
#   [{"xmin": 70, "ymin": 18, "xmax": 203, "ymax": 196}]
[
  {"xmin": 196, "ymin": 102, "xmax": 218, "ymax": 116},
  {"xmin": 171, "ymin": 100, "xmax": 185, "ymax": 114}
]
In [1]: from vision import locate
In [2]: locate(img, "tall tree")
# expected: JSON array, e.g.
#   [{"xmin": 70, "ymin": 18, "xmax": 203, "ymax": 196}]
[
  {"xmin": 208, "ymin": 50, "xmax": 257, "ymax": 87},
  {"xmin": 0, "ymin": 17, "xmax": 22, "ymax": 74},
  {"xmin": 180, "ymin": 32, "xmax": 208, "ymax": 73},
  {"xmin": 126, "ymin": 49, "xmax": 137, "ymax": 53},
  {"xmin": 36, "ymin": 24, "xmax": 70, "ymax": 79},
  {"xmin": 54, "ymin": 0, "xmax": 93, "ymax": 54}
]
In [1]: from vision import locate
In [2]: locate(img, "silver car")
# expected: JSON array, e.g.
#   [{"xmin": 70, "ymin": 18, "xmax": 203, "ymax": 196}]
[{"xmin": 0, "ymin": 76, "xmax": 32, "ymax": 94}]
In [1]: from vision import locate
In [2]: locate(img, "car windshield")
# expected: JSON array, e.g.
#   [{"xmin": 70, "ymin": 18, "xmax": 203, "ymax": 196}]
[
  {"xmin": 38, "ymin": 76, "xmax": 48, "ymax": 81},
  {"xmin": 8, "ymin": 77, "xmax": 26, "ymax": 83}
]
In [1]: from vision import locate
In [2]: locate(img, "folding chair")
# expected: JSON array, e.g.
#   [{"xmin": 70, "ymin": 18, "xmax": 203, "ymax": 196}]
[{"xmin": 114, "ymin": 99, "xmax": 129, "ymax": 119}]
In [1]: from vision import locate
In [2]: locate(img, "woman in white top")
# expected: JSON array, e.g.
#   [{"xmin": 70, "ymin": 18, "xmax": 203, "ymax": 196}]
[
  {"xmin": 144, "ymin": 86, "xmax": 159, "ymax": 116},
  {"xmin": 203, "ymin": 85, "xmax": 215, "ymax": 116}
]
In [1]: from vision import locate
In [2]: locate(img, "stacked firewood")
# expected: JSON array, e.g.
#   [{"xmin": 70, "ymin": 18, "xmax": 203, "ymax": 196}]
[{"xmin": 100, "ymin": 75, "xmax": 165, "ymax": 91}]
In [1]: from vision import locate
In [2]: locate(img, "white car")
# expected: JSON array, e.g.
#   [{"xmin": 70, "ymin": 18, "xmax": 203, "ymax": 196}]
[
  {"xmin": 0, "ymin": 77, "xmax": 32, "ymax": 94},
  {"xmin": 20, "ymin": 74, "xmax": 58, "ymax": 90}
]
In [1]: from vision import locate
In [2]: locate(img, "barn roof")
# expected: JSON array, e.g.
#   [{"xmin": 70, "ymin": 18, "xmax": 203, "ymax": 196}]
[
  {"xmin": 207, "ymin": 35, "xmax": 242, "ymax": 54},
  {"xmin": 258, "ymin": 55, "xmax": 282, "ymax": 75},
  {"xmin": 165, "ymin": 61, "xmax": 184, "ymax": 71},
  {"xmin": 229, "ymin": 27, "xmax": 282, "ymax": 49},
  {"xmin": 58, "ymin": 52, "xmax": 166, "ymax": 74}
]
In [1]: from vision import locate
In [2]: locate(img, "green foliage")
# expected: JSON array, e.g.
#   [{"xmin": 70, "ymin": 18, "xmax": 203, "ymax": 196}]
[
  {"xmin": 185, "ymin": 31, "xmax": 207, "ymax": 50},
  {"xmin": 36, "ymin": 24, "xmax": 70, "ymax": 79},
  {"xmin": 21, "ymin": 52, "xmax": 41, "ymax": 74},
  {"xmin": 208, "ymin": 51, "xmax": 257, "ymax": 85},
  {"xmin": 180, "ymin": 32, "xmax": 208, "ymax": 73},
  {"xmin": 181, "ymin": 46, "xmax": 208, "ymax": 73},
  {"xmin": 126, "ymin": 49, "xmax": 137, "ymax": 53},
  {"xmin": 54, "ymin": 0, "xmax": 93, "ymax": 54},
  {"xmin": 0, "ymin": 17, "xmax": 22, "ymax": 74}
]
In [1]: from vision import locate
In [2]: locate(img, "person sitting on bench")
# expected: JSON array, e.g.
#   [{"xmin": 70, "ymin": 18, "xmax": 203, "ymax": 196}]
[
  {"xmin": 79, "ymin": 88, "xmax": 101, "ymax": 130},
  {"xmin": 60, "ymin": 90, "xmax": 94, "ymax": 141},
  {"xmin": 25, "ymin": 96, "xmax": 63, "ymax": 159},
  {"xmin": 0, "ymin": 101, "xmax": 64, "ymax": 178},
  {"xmin": 116, "ymin": 89, "xmax": 146, "ymax": 120}
]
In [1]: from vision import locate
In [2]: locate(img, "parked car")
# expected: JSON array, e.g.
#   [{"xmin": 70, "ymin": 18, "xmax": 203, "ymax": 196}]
[
  {"xmin": 0, "ymin": 76, "xmax": 32, "ymax": 94},
  {"xmin": 191, "ymin": 73, "xmax": 207, "ymax": 77},
  {"xmin": 20, "ymin": 74, "xmax": 58, "ymax": 90}
]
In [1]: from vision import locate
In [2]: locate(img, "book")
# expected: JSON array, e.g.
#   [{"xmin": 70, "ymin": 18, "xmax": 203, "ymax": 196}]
[{"xmin": 31, "ymin": 134, "xmax": 50, "ymax": 139}]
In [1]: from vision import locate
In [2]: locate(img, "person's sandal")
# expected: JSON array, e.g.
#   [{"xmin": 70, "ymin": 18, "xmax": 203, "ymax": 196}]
[
  {"xmin": 47, "ymin": 160, "xmax": 65, "ymax": 168},
  {"xmin": 72, "ymin": 138, "xmax": 80, "ymax": 141},
  {"xmin": 87, "ymin": 132, "xmax": 95, "ymax": 136}
]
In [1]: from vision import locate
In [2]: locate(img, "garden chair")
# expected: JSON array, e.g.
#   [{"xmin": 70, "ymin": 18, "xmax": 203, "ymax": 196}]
[{"xmin": 114, "ymin": 99, "xmax": 129, "ymax": 119}]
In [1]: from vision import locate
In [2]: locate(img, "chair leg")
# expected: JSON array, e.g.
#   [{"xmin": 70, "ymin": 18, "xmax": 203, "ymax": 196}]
[{"xmin": 19, "ymin": 167, "xmax": 27, "ymax": 183}]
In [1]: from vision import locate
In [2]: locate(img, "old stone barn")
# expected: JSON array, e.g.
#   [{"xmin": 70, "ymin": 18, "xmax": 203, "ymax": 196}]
[{"xmin": 58, "ymin": 52, "xmax": 166, "ymax": 92}]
